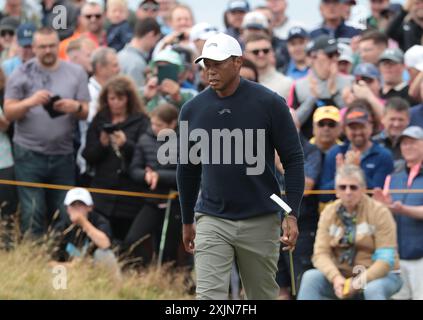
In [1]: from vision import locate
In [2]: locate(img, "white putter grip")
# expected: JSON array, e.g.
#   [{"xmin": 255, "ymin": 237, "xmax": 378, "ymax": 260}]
[{"xmin": 270, "ymin": 194, "xmax": 292, "ymax": 214}]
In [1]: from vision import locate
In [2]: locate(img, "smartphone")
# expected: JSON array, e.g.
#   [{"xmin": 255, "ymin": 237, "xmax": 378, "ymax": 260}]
[
  {"xmin": 43, "ymin": 95, "xmax": 64, "ymax": 118},
  {"xmin": 102, "ymin": 123, "xmax": 119, "ymax": 134},
  {"xmin": 157, "ymin": 64, "xmax": 179, "ymax": 84}
]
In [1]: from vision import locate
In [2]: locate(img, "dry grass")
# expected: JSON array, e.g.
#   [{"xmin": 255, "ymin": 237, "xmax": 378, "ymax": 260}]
[{"xmin": 0, "ymin": 214, "xmax": 194, "ymax": 300}]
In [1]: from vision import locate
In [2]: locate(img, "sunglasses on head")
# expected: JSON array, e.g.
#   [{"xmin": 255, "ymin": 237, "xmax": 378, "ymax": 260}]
[
  {"xmin": 337, "ymin": 184, "xmax": 360, "ymax": 191},
  {"xmin": 317, "ymin": 120, "xmax": 337, "ymax": 128},
  {"xmin": 85, "ymin": 14, "xmax": 102, "ymax": 20},
  {"xmin": 0, "ymin": 29, "xmax": 15, "ymax": 37},
  {"xmin": 249, "ymin": 48, "xmax": 271, "ymax": 56}
]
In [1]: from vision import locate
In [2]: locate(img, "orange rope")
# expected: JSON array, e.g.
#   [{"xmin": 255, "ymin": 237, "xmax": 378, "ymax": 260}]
[{"xmin": 1, "ymin": 179, "xmax": 423, "ymax": 200}]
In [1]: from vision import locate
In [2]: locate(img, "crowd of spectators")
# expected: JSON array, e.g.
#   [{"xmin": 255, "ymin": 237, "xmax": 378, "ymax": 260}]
[{"xmin": 0, "ymin": 0, "xmax": 422, "ymax": 300}]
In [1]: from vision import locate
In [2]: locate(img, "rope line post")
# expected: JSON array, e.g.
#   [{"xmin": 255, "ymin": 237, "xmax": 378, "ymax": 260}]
[{"xmin": 158, "ymin": 190, "xmax": 177, "ymax": 267}]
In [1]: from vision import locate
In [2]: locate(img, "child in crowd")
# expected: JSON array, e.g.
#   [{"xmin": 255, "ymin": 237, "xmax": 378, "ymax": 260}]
[{"xmin": 106, "ymin": 0, "xmax": 132, "ymax": 51}]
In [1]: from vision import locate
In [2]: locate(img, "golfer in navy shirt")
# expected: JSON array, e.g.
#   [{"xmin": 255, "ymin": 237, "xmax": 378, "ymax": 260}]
[{"xmin": 176, "ymin": 33, "xmax": 305, "ymax": 300}]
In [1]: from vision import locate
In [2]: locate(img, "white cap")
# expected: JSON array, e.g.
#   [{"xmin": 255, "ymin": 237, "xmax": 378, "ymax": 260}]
[
  {"xmin": 64, "ymin": 188, "xmax": 94, "ymax": 206},
  {"xmin": 190, "ymin": 23, "xmax": 219, "ymax": 42},
  {"xmin": 194, "ymin": 33, "xmax": 242, "ymax": 64},
  {"xmin": 338, "ymin": 43, "xmax": 353, "ymax": 64},
  {"xmin": 405, "ymin": 45, "xmax": 423, "ymax": 71},
  {"xmin": 241, "ymin": 11, "xmax": 269, "ymax": 30}
]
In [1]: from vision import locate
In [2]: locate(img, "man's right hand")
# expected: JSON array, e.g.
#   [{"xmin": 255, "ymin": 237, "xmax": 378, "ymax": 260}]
[
  {"xmin": 404, "ymin": 0, "xmax": 413, "ymax": 12},
  {"xmin": 182, "ymin": 224, "xmax": 196, "ymax": 254},
  {"xmin": 28, "ymin": 90, "xmax": 51, "ymax": 107},
  {"xmin": 144, "ymin": 77, "xmax": 159, "ymax": 100},
  {"xmin": 333, "ymin": 275, "xmax": 346, "ymax": 299}
]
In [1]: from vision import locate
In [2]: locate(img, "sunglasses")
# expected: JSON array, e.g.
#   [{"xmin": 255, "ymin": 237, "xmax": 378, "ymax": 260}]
[
  {"xmin": 0, "ymin": 30, "xmax": 15, "ymax": 37},
  {"xmin": 317, "ymin": 120, "xmax": 337, "ymax": 128},
  {"xmin": 140, "ymin": 3, "xmax": 160, "ymax": 11},
  {"xmin": 248, "ymin": 48, "xmax": 271, "ymax": 56},
  {"xmin": 85, "ymin": 14, "xmax": 102, "ymax": 20},
  {"xmin": 337, "ymin": 184, "xmax": 360, "ymax": 191}
]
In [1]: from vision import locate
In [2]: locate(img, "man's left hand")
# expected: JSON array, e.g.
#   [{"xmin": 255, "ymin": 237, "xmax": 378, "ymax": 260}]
[{"xmin": 281, "ymin": 215, "xmax": 299, "ymax": 251}]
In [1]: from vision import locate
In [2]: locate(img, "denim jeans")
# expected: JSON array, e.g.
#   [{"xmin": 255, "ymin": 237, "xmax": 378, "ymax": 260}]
[
  {"xmin": 298, "ymin": 268, "xmax": 403, "ymax": 300},
  {"xmin": 14, "ymin": 144, "xmax": 75, "ymax": 237}
]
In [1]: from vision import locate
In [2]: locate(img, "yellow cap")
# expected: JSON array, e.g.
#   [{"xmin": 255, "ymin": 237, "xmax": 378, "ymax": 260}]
[{"xmin": 313, "ymin": 106, "xmax": 341, "ymax": 123}]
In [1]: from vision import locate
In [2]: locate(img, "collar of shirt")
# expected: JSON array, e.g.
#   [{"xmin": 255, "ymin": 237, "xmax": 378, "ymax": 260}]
[
  {"xmin": 382, "ymin": 82, "xmax": 408, "ymax": 95},
  {"xmin": 125, "ymin": 44, "xmax": 149, "ymax": 61},
  {"xmin": 89, "ymin": 76, "xmax": 102, "ymax": 92}
]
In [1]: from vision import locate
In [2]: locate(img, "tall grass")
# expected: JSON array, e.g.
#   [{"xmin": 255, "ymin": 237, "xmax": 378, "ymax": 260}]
[{"xmin": 0, "ymin": 210, "xmax": 193, "ymax": 300}]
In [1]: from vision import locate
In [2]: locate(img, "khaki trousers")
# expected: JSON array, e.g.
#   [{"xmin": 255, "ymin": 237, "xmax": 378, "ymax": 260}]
[{"xmin": 194, "ymin": 213, "xmax": 281, "ymax": 300}]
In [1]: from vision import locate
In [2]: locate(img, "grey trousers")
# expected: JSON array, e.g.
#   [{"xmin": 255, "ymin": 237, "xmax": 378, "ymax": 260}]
[{"xmin": 194, "ymin": 213, "xmax": 281, "ymax": 300}]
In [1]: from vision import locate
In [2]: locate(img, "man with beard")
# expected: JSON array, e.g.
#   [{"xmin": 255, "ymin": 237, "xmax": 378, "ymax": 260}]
[
  {"xmin": 318, "ymin": 106, "xmax": 394, "ymax": 203},
  {"xmin": 4, "ymin": 27, "xmax": 90, "ymax": 237}
]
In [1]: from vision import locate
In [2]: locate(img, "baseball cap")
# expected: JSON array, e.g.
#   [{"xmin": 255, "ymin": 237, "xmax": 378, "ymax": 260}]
[
  {"xmin": 194, "ymin": 33, "xmax": 242, "ymax": 64},
  {"xmin": 307, "ymin": 35, "xmax": 338, "ymax": 54},
  {"xmin": 399, "ymin": 126, "xmax": 423, "ymax": 141},
  {"xmin": 227, "ymin": 0, "xmax": 250, "ymax": 12},
  {"xmin": 344, "ymin": 107, "xmax": 370, "ymax": 126},
  {"xmin": 0, "ymin": 16, "xmax": 20, "ymax": 32},
  {"xmin": 153, "ymin": 49, "xmax": 183, "ymax": 66},
  {"xmin": 405, "ymin": 45, "xmax": 423, "ymax": 71},
  {"xmin": 378, "ymin": 48, "xmax": 404, "ymax": 64},
  {"xmin": 64, "ymin": 188, "xmax": 94, "ymax": 206},
  {"xmin": 338, "ymin": 43, "xmax": 353, "ymax": 63},
  {"xmin": 287, "ymin": 26, "xmax": 309, "ymax": 42},
  {"xmin": 353, "ymin": 63, "xmax": 381, "ymax": 81},
  {"xmin": 241, "ymin": 11, "xmax": 269, "ymax": 30},
  {"xmin": 17, "ymin": 23, "xmax": 36, "ymax": 47},
  {"xmin": 313, "ymin": 106, "xmax": 341, "ymax": 123},
  {"xmin": 190, "ymin": 22, "xmax": 219, "ymax": 42}
]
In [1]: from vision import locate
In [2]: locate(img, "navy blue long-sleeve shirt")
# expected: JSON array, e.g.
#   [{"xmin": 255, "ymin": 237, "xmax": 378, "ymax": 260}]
[{"xmin": 176, "ymin": 78, "xmax": 305, "ymax": 224}]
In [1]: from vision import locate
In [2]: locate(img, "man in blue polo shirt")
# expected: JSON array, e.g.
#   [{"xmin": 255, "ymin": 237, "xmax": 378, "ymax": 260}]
[
  {"xmin": 318, "ymin": 105, "xmax": 394, "ymax": 203},
  {"xmin": 285, "ymin": 26, "xmax": 310, "ymax": 80}
]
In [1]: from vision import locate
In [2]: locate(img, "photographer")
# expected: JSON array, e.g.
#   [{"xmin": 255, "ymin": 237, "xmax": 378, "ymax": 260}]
[
  {"xmin": 342, "ymin": 63, "xmax": 385, "ymax": 126},
  {"xmin": 386, "ymin": 0, "xmax": 423, "ymax": 51},
  {"xmin": 152, "ymin": 4, "xmax": 195, "ymax": 58},
  {"xmin": 142, "ymin": 49, "xmax": 197, "ymax": 112},
  {"xmin": 82, "ymin": 76, "xmax": 150, "ymax": 243}
]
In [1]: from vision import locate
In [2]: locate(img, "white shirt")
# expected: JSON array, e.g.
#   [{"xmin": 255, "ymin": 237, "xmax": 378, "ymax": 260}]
[{"xmin": 77, "ymin": 76, "xmax": 102, "ymax": 174}]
